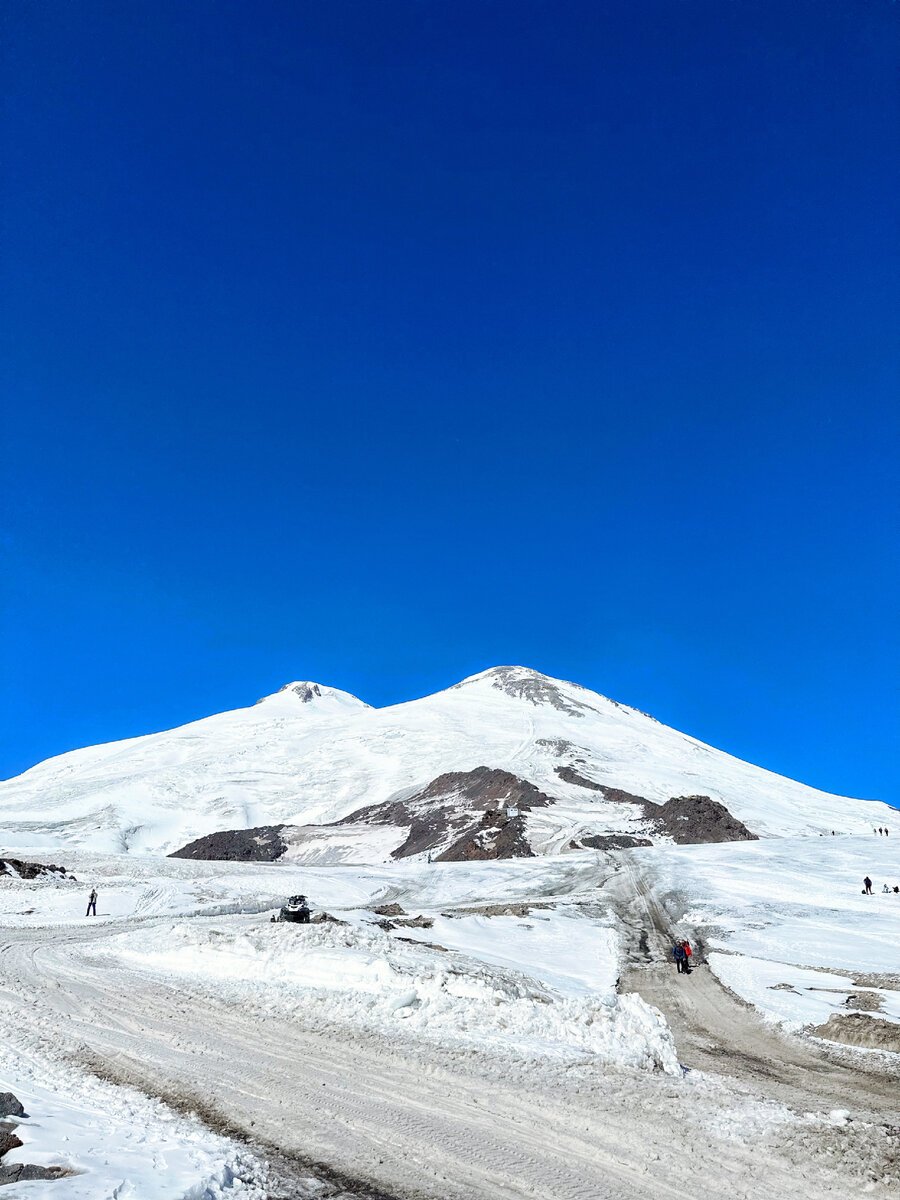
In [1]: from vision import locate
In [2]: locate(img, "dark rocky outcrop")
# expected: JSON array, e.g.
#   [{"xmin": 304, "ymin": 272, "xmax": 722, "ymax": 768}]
[
  {"xmin": 341, "ymin": 766, "xmax": 556, "ymax": 861},
  {"xmin": 0, "ymin": 1096, "xmax": 26, "ymax": 1120},
  {"xmin": 167, "ymin": 764, "xmax": 756, "ymax": 867},
  {"xmin": 555, "ymin": 768, "xmax": 651, "ymax": 809},
  {"xmin": 0, "ymin": 859, "xmax": 72, "ymax": 881},
  {"xmin": 0, "ymin": 1129, "xmax": 22, "ymax": 1160},
  {"xmin": 169, "ymin": 825, "xmax": 288, "ymax": 862},
  {"xmin": 0, "ymin": 1095, "xmax": 70, "ymax": 1188},
  {"xmin": 655, "ymin": 795, "xmax": 757, "ymax": 844},
  {"xmin": 436, "ymin": 810, "xmax": 535, "ymax": 863},
  {"xmin": 0, "ymin": 1162, "xmax": 72, "ymax": 1184},
  {"xmin": 555, "ymin": 765, "xmax": 757, "ymax": 845},
  {"xmin": 579, "ymin": 834, "xmax": 654, "ymax": 850},
  {"xmin": 0, "ymin": 1161, "xmax": 72, "ymax": 1180}
]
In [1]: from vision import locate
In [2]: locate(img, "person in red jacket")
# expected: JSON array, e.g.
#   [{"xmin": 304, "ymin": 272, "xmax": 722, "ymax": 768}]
[{"xmin": 683, "ymin": 939, "xmax": 693, "ymax": 973}]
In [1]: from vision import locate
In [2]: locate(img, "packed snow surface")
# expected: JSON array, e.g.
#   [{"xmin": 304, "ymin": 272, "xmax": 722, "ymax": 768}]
[
  {"xmin": 0, "ymin": 667, "xmax": 894, "ymax": 854},
  {"xmin": 0, "ymin": 1036, "xmax": 267, "ymax": 1199},
  {"xmin": 645, "ymin": 834, "xmax": 900, "ymax": 1031},
  {"xmin": 1, "ymin": 836, "xmax": 899, "ymax": 1197}
]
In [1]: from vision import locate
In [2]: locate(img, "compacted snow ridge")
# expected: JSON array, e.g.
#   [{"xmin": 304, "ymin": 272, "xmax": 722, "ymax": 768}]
[{"xmin": 1, "ymin": 667, "xmax": 898, "ymax": 1198}]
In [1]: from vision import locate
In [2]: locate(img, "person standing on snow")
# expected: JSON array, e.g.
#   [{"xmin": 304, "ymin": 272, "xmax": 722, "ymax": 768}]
[
  {"xmin": 864, "ymin": 876, "xmax": 873, "ymax": 895},
  {"xmin": 86, "ymin": 888, "xmax": 98, "ymax": 916}
]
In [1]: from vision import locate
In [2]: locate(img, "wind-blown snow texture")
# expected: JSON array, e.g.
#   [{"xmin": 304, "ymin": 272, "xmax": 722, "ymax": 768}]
[{"xmin": 0, "ymin": 668, "xmax": 893, "ymax": 856}]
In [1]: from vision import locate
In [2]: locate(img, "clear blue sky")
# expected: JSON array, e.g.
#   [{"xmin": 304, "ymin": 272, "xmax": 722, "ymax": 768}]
[{"xmin": 2, "ymin": 1, "xmax": 897, "ymax": 804}]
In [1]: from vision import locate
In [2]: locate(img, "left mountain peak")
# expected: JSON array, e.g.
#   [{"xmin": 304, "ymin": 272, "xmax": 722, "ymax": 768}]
[{"xmin": 254, "ymin": 682, "xmax": 371, "ymax": 709}]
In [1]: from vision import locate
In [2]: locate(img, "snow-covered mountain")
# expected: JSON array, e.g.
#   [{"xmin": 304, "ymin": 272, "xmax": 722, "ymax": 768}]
[{"xmin": 0, "ymin": 666, "xmax": 892, "ymax": 856}]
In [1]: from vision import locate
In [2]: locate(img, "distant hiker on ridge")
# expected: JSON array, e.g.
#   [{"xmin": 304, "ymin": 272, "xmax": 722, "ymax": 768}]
[
  {"xmin": 863, "ymin": 876, "xmax": 873, "ymax": 895},
  {"xmin": 86, "ymin": 888, "xmax": 98, "ymax": 916}
]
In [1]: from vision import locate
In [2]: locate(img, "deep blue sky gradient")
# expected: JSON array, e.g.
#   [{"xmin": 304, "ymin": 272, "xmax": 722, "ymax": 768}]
[{"xmin": 2, "ymin": 2, "xmax": 898, "ymax": 803}]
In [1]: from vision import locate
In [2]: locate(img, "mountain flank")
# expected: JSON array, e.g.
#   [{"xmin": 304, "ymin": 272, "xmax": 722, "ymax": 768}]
[
  {"xmin": 168, "ymin": 766, "xmax": 756, "ymax": 863},
  {"xmin": 3, "ymin": 665, "xmax": 891, "ymax": 855}
]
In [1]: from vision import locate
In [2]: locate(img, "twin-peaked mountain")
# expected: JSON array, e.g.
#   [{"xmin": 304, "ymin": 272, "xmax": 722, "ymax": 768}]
[{"xmin": 0, "ymin": 667, "xmax": 892, "ymax": 859}]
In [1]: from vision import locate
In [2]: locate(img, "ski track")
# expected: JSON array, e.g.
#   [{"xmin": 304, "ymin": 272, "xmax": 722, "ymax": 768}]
[{"xmin": 1, "ymin": 861, "xmax": 899, "ymax": 1199}]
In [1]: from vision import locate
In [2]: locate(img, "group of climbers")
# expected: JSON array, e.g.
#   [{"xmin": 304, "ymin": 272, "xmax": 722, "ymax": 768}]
[
  {"xmin": 672, "ymin": 938, "xmax": 693, "ymax": 974},
  {"xmin": 864, "ymin": 876, "xmax": 899, "ymax": 895}
]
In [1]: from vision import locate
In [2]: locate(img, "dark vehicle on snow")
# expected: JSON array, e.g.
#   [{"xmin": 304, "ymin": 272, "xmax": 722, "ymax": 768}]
[{"xmin": 280, "ymin": 894, "xmax": 311, "ymax": 923}]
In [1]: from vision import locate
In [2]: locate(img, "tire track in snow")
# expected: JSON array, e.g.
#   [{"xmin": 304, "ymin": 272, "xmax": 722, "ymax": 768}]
[{"xmin": 0, "ymin": 916, "xmax": 897, "ymax": 1198}]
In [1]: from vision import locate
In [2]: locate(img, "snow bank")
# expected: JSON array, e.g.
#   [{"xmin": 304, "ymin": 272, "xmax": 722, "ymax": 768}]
[{"xmin": 99, "ymin": 914, "xmax": 679, "ymax": 1074}]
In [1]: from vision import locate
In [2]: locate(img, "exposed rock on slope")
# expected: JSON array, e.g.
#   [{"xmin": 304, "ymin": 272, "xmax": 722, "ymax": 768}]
[
  {"xmin": 0, "ymin": 858, "xmax": 73, "ymax": 880},
  {"xmin": 655, "ymin": 794, "xmax": 757, "ymax": 844},
  {"xmin": 555, "ymin": 767, "xmax": 756, "ymax": 847},
  {"xmin": 341, "ymin": 766, "xmax": 555, "ymax": 860},
  {"xmin": 435, "ymin": 809, "xmax": 535, "ymax": 862},
  {"xmin": 169, "ymin": 825, "xmax": 287, "ymax": 862}
]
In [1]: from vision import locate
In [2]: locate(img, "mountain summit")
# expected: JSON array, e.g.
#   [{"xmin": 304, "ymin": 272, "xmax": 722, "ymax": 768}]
[
  {"xmin": 255, "ymin": 682, "xmax": 371, "ymax": 709},
  {"xmin": 0, "ymin": 667, "xmax": 892, "ymax": 856}
]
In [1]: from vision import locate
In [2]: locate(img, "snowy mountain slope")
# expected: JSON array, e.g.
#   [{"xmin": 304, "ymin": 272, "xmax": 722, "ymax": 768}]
[{"xmin": 0, "ymin": 667, "xmax": 893, "ymax": 855}]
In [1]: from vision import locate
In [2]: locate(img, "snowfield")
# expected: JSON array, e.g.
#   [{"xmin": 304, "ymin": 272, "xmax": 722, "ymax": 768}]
[{"xmin": 643, "ymin": 834, "xmax": 900, "ymax": 1033}]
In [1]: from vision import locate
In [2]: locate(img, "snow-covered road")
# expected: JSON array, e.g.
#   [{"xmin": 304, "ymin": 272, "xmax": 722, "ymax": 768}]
[{"xmin": 1, "ymin": 847, "xmax": 899, "ymax": 1199}]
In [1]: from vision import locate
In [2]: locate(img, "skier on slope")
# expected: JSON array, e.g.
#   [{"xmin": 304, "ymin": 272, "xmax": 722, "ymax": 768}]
[
  {"xmin": 863, "ymin": 876, "xmax": 873, "ymax": 895},
  {"xmin": 86, "ymin": 887, "xmax": 98, "ymax": 916}
]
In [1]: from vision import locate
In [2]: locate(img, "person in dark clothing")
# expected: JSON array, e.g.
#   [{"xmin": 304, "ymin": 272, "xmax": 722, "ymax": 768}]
[
  {"xmin": 673, "ymin": 941, "xmax": 687, "ymax": 973},
  {"xmin": 86, "ymin": 888, "xmax": 98, "ymax": 916},
  {"xmin": 863, "ymin": 876, "xmax": 873, "ymax": 895}
]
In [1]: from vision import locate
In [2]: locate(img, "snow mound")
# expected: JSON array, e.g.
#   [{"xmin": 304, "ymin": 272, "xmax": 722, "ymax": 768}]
[{"xmin": 100, "ymin": 916, "xmax": 680, "ymax": 1074}]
